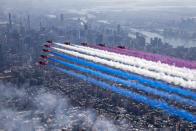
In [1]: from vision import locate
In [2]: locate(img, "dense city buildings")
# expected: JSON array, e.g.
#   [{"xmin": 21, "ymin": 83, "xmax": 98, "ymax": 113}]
[{"xmin": 0, "ymin": 9, "xmax": 196, "ymax": 130}]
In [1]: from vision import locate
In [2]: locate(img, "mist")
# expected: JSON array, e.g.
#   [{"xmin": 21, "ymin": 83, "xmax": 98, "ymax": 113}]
[
  {"xmin": 1, "ymin": 0, "xmax": 196, "ymax": 13},
  {"xmin": 0, "ymin": 81, "xmax": 119, "ymax": 130},
  {"xmin": 1, "ymin": 0, "xmax": 196, "ymax": 129}
]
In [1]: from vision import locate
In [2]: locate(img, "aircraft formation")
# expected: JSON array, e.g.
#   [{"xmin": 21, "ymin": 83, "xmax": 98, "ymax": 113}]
[{"xmin": 37, "ymin": 40, "xmax": 196, "ymax": 124}]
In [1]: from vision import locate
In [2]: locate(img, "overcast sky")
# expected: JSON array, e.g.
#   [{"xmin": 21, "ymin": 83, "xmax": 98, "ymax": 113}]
[
  {"xmin": 1, "ymin": 0, "xmax": 196, "ymax": 8},
  {"xmin": 1, "ymin": 0, "xmax": 196, "ymax": 15}
]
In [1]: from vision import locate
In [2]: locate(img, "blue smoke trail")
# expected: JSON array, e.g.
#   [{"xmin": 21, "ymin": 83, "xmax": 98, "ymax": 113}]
[
  {"xmin": 48, "ymin": 57, "xmax": 196, "ymax": 107},
  {"xmin": 47, "ymin": 64, "xmax": 196, "ymax": 123},
  {"xmin": 50, "ymin": 51, "xmax": 196, "ymax": 100}
]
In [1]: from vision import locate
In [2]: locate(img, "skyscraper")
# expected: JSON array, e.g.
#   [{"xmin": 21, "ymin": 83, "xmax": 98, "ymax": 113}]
[
  {"xmin": 60, "ymin": 14, "xmax": 64, "ymax": 22},
  {"xmin": 27, "ymin": 15, "xmax": 30, "ymax": 31},
  {"xmin": 117, "ymin": 24, "xmax": 121, "ymax": 34},
  {"xmin": 8, "ymin": 13, "xmax": 12, "ymax": 30}
]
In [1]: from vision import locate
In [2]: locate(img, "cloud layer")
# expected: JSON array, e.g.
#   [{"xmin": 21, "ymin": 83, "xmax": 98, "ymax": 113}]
[{"xmin": 0, "ymin": 81, "xmax": 118, "ymax": 130}]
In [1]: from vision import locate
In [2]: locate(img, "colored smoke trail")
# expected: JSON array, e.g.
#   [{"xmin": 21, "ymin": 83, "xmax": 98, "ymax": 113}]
[
  {"xmin": 53, "ymin": 42, "xmax": 196, "ymax": 81},
  {"xmin": 109, "ymin": 46, "xmax": 196, "ymax": 69},
  {"xmin": 48, "ymin": 64, "xmax": 196, "ymax": 123},
  {"xmin": 48, "ymin": 57, "xmax": 196, "ymax": 107},
  {"xmin": 87, "ymin": 44, "xmax": 196, "ymax": 69},
  {"xmin": 74, "ymin": 45, "xmax": 196, "ymax": 80},
  {"xmin": 49, "ymin": 51, "xmax": 196, "ymax": 100},
  {"xmin": 50, "ymin": 47, "xmax": 196, "ymax": 89},
  {"xmin": 51, "ymin": 46, "xmax": 196, "ymax": 88},
  {"xmin": 54, "ymin": 42, "xmax": 196, "ymax": 75},
  {"xmin": 88, "ymin": 45, "xmax": 196, "ymax": 69}
]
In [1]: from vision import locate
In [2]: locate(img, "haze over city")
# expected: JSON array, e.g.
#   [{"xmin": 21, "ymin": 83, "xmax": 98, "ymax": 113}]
[{"xmin": 0, "ymin": 0, "xmax": 196, "ymax": 130}]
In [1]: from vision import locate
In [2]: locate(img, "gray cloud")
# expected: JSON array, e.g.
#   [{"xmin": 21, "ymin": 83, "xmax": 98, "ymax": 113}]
[
  {"xmin": 1, "ymin": 0, "xmax": 196, "ymax": 13},
  {"xmin": 0, "ymin": 81, "xmax": 118, "ymax": 130}
]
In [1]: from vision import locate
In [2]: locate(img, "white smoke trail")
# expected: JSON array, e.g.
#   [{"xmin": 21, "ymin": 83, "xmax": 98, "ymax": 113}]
[
  {"xmin": 51, "ymin": 46, "xmax": 196, "ymax": 89},
  {"xmin": 53, "ymin": 42, "xmax": 196, "ymax": 82}
]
